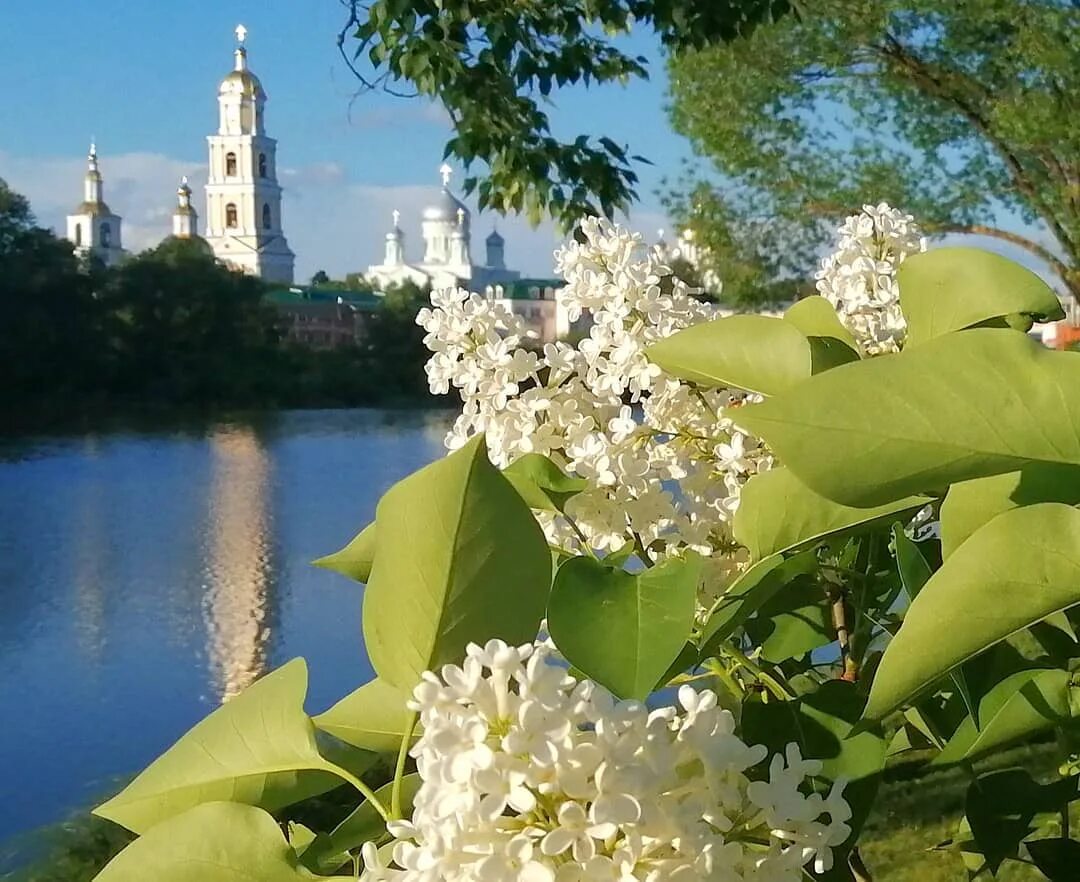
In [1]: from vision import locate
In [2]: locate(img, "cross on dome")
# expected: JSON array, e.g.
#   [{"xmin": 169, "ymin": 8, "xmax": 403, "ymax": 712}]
[
  {"xmin": 392, "ymin": 209, "xmax": 401, "ymax": 227},
  {"xmin": 439, "ymin": 163, "xmax": 453, "ymax": 187},
  {"xmin": 235, "ymin": 24, "xmax": 248, "ymax": 44}
]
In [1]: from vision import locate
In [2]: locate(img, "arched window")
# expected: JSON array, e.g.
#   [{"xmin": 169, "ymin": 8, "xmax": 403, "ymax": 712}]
[
  {"xmin": 225, "ymin": 203, "xmax": 238, "ymax": 228},
  {"xmin": 74, "ymin": 224, "xmax": 82, "ymax": 246},
  {"xmin": 258, "ymin": 153, "xmax": 268, "ymax": 178},
  {"xmin": 100, "ymin": 222, "xmax": 111, "ymax": 248},
  {"xmin": 262, "ymin": 203, "xmax": 272, "ymax": 230},
  {"xmin": 225, "ymin": 152, "xmax": 237, "ymax": 177}
]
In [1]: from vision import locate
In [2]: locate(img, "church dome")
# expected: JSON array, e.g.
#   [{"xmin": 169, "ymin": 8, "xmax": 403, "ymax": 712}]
[
  {"xmin": 75, "ymin": 200, "xmax": 112, "ymax": 216},
  {"xmin": 486, "ymin": 228, "xmax": 504, "ymax": 246},
  {"xmin": 422, "ymin": 188, "xmax": 470, "ymax": 224},
  {"xmin": 219, "ymin": 68, "xmax": 265, "ymax": 99}
]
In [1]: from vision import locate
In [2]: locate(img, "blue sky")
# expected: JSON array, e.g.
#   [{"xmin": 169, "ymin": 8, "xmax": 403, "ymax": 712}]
[{"xmin": 0, "ymin": 1, "xmax": 690, "ymax": 280}]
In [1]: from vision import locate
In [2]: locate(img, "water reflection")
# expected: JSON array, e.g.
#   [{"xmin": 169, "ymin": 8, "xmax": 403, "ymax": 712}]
[
  {"xmin": 0, "ymin": 407, "xmax": 452, "ymax": 857},
  {"xmin": 201, "ymin": 426, "xmax": 275, "ymax": 702},
  {"xmin": 71, "ymin": 444, "xmax": 108, "ymax": 664}
]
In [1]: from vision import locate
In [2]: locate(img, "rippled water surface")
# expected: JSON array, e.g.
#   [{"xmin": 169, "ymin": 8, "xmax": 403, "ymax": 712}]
[{"xmin": 0, "ymin": 409, "xmax": 449, "ymax": 851}]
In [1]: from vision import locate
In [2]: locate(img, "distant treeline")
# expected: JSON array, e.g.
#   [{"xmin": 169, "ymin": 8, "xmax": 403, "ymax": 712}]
[{"xmin": 0, "ymin": 180, "xmax": 438, "ymax": 432}]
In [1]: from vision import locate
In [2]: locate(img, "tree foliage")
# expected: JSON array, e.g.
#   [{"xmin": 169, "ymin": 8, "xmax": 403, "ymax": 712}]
[
  {"xmin": 100, "ymin": 237, "xmax": 284, "ymax": 406},
  {"xmin": 0, "ymin": 181, "xmax": 438, "ymax": 427},
  {"xmin": 0, "ymin": 178, "xmax": 109, "ymax": 412},
  {"xmin": 666, "ymin": 0, "xmax": 1080, "ymax": 301},
  {"xmin": 338, "ymin": 0, "xmax": 790, "ymax": 228}
]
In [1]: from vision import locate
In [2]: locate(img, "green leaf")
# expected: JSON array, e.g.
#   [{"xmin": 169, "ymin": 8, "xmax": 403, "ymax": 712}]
[
  {"xmin": 963, "ymin": 769, "xmax": 1078, "ymax": 875},
  {"xmin": 741, "ymin": 681, "xmax": 886, "ymax": 871},
  {"xmin": 502, "ymin": 453, "xmax": 587, "ymax": 512},
  {"xmin": 314, "ymin": 678, "xmax": 418, "ymax": 754},
  {"xmin": 734, "ymin": 466, "xmax": 929, "ymax": 561},
  {"xmin": 940, "ymin": 463, "xmax": 1080, "ymax": 559},
  {"xmin": 892, "ymin": 525, "xmax": 978, "ymax": 725},
  {"xmin": 865, "ymin": 504, "xmax": 1080, "ymax": 721},
  {"xmin": 744, "ymin": 577, "xmax": 832, "ymax": 663},
  {"xmin": 898, "ymin": 247, "xmax": 1064, "ymax": 346},
  {"xmin": 735, "ymin": 330, "xmax": 1080, "ymax": 508},
  {"xmin": 300, "ymin": 775, "xmax": 422, "ymax": 875},
  {"xmin": 645, "ymin": 314, "xmax": 816, "ymax": 395},
  {"xmin": 1026, "ymin": 838, "xmax": 1080, "ymax": 881},
  {"xmin": 699, "ymin": 550, "xmax": 818, "ymax": 652},
  {"xmin": 363, "ymin": 434, "xmax": 551, "ymax": 691},
  {"xmin": 886, "ymin": 722, "xmax": 935, "ymax": 758},
  {"xmin": 891, "ymin": 525, "xmax": 933, "ymax": 599},
  {"xmin": 314, "ymin": 523, "xmax": 376, "ymax": 584},
  {"xmin": 548, "ymin": 553, "xmax": 701, "ymax": 699},
  {"xmin": 288, "ymin": 823, "xmax": 317, "ymax": 858},
  {"xmin": 934, "ymin": 668, "xmax": 1071, "ymax": 766},
  {"xmin": 94, "ymin": 802, "xmax": 349, "ymax": 881},
  {"xmin": 782, "ymin": 295, "xmax": 859, "ymax": 351},
  {"xmin": 94, "ymin": 660, "xmax": 349, "ymax": 835}
]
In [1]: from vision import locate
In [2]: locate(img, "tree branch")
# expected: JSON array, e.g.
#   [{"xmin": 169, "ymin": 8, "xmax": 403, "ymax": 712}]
[{"xmin": 875, "ymin": 34, "xmax": 1077, "ymax": 263}]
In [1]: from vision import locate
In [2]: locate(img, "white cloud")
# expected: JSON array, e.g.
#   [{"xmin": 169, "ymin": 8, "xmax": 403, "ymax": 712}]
[
  {"xmin": 0, "ymin": 149, "xmax": 671, "ymax": 283},
  {"xmin": 348, "ymin": 100, "xmax": 451, "ymax": 131}
]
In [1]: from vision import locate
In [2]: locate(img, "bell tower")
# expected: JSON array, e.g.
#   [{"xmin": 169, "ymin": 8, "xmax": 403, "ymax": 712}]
[
  {"xmin": 203, "ymin": 25, "xmax": 295, "ymax": 284},
  {"xmin": 65, "ymin": 141, "xmax": 125, "ymax": 266}
]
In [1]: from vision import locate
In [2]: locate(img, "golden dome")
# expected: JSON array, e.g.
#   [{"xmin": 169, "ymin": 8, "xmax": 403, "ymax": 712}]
[
  {"xmin": 75, "ymin": 200, "xmax": 113, "ymax": 216},
  {"xmin": 220, "ymin": 68, "xmax": 265, "ymax": 99}
]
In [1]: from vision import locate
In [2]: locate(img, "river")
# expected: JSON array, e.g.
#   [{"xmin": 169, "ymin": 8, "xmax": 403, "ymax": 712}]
[{"xmin": 0, "ymin": 409, "xmax": 451, "ymax": 859}]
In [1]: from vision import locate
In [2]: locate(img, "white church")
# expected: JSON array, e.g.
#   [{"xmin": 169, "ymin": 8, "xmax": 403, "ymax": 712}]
[
  {"xmin": 65, "ymin": 142, "xmax": 125, "ymax": 267},
  {"xmin": 365, "ymin": 164, "xmax": 522, "ymax": 292},
  {"xmin": 66, "ymin": 26, "xmax": 296, "ymax": 281},
  {"xmin": 201, "ymin": 24, "xmax": 295, "ymax": 282}
]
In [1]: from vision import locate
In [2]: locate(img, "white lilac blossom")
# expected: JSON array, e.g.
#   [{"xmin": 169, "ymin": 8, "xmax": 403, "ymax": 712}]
[
  {"xmin": 363, "ymin": 639, "xmax": 852, "ymax": 882},
  {"xmin": 416, "ymin": 218, "xmax": 772, "ymax": 566},
  {"xmin": 416, "ymin": 208, "xmax": 920, "ymax": 580},
  {"xmin": 815, "ymin": 203, "xmax": 926, "ymax": 354}
]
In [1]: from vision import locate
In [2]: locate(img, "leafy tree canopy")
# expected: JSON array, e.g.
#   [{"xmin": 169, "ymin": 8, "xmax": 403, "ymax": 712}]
[
  {"xmin": 666, "ymin": 0, "xmax": 1080, "ymax": 302},
  {"xmin": 338, "ymin": 0, "xmax": 790, "ymax": 227}
]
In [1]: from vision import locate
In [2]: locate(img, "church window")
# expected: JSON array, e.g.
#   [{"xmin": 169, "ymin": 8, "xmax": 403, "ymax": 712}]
[
  {"xmin": 225, "ymin": 152, "xmax": 238, "ymax": 177},
  {"xmin": 258, "ymin": 153, "xmax": 268, "ymax": 178},
  {"xmin": 100, "ymin": 222, "xmax": 111, "ymax": 248},
  {"xmin": 262, "ymin": 203, "xmax": 272, "ymax": 230},
  {"xmin": 226, "ymin": 203, "xmax": 238, "ymax": 228},
  {"xmin": 74, "ymin": 224, "xmax": 82, "ymax": 246}
]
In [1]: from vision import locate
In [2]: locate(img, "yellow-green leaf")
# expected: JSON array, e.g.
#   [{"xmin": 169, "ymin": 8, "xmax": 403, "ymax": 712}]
[
  {"xmin": 363, "ymin": 434, "xmax": 551, "ymax": 691},
  {"xmin": 734, "ymin": 466, "xmax": 929, "ymax": 561},
  {"xmin": 94, "ymin": 802, "xmax": 350, "ymax": 881},
  {"xmin": 865, "ymin": 504, "xmax": 1080, "ymax": 721},
  {"xmin": 94, "ymin": 660, "xmax": 349, "ymax": 834},
  {"xmin": 314, "ymin": 678, "xmax": 418, "ymax": 754},
  {"xmin": 735, "ymin": 330, "xmax": 1080, "ymax": 508},
  {"xmin": 314, "ymin": 522, "xmax": 376, "ymax": 583},
  {"xmin": 899, "ymin": 247, "xmax": 1064, "ymax": 346}
]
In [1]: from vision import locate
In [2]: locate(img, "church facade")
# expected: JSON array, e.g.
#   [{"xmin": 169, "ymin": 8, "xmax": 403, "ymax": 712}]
[
  {"xmin": 366, "ymin": 164, "xmax": 522, "ymax": 293},
  {"xmin": 202, "ymin": 26, "xmax": 295, "ymax": 284}
]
